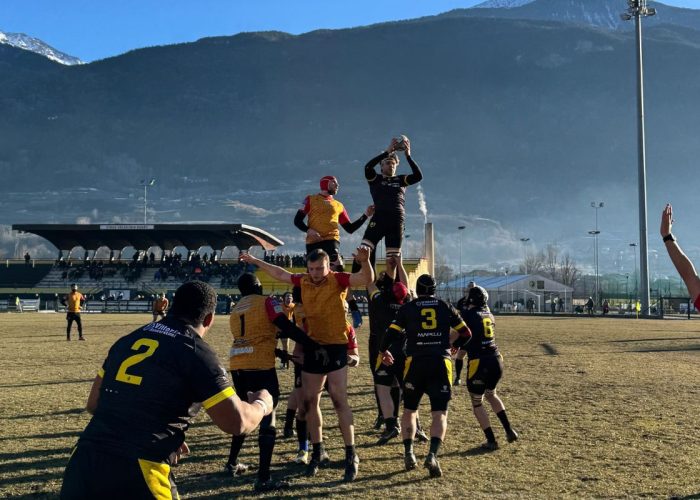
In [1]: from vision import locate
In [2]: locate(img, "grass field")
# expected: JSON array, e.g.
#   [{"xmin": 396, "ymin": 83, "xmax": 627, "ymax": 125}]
[{"xmin": 1, "ymin": 312, "xmax": 699, "ymax": 499}]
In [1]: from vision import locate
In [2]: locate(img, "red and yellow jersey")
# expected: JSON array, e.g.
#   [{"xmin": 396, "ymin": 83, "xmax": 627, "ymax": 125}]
[
  {"xmin": 153, "ymin": 297, "xmax": 169, "ymax": 313},
  {"xmin": 301, "ymin": 194, "xmax": 351, "ymax": 243},
  {"xmin": 228, "ymin": 295, "xmax": 279, "ymax": 371},
  {"xmin": 291, "ymin": 272, "xmax": 351, "ymax": 345},
  {"xmin": 66, "ymin": 291, "xmax": 85, "ymax": 312}
]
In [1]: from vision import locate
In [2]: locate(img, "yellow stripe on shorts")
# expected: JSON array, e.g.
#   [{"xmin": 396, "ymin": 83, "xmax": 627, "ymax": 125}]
[
  {"xmin": 403, "ymin": 356, "xmax": 412, "ymax": 380},
  {"xmin": 468, "ymin": 359, "xmax": 480, "ymax": 379},
  {"xmin": 444, "ymin": 358, "xmax": 453, "ymax": 387},
  {"xmin": 138, "ymin": 458, "xmax": 172, "ymax": 500}
]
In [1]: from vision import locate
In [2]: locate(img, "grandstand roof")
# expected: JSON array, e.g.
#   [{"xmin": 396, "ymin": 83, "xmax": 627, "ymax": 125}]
[{"xmin": 12, "ymin": 223, "xmax": 284, "ymax": 252}]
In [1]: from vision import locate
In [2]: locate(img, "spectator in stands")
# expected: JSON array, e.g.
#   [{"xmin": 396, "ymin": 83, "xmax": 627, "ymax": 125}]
[
  {"xmin": 24, "ymin": 252, "xmax": 30, "ymax": 266},
  {"xmin": 62, "ymin": 284, "xmax": 86, "ymax": 341}
]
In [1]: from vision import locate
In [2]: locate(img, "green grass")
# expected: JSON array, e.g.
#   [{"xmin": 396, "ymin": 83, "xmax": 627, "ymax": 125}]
[{"xmin": 1, "ymin": 313, "xmax": 699, "ymax": 499}]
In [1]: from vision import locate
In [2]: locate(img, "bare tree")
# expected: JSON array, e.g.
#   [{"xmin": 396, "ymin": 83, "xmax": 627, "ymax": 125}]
[
  {"xmin": 544, "ymin": 244, "xmax": 559, "ymax": 280},
  {"xmin": 558, "ymin": 252, "xmax": 580, "ymax": 288},
  {"xmin": 519, "ymin": 250, "xmax": 545, "ymax": 275}
]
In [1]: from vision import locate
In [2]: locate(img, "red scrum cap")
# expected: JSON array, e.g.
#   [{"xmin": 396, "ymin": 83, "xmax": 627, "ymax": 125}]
[
  {"xmin": 320, "ymin": 175, "xmax": 338, "ymax": 192},
  {"xmin": 392, "ymin": 282, "xmax": 409, "ymax": 304}
]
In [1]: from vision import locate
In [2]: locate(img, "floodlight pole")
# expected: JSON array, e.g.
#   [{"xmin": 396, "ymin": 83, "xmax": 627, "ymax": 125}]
[
  {"xmin": 622, "ymin": 0, "xmax": 655, "ymax": 316},
  {"xmin": 458, "ymin": 226, "xmax": 466, "ymax": 290}
]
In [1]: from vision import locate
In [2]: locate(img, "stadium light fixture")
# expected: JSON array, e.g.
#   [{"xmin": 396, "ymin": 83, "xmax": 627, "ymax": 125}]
[
  {"xmin": 621, "ymin": 0, "xmax": 655, "ymax": 316},
  {"xmin": 520, "ymin": 238, "xmax": 530, "ymax": 274},
  {"xmin": 140, "ymin": 178, "xmax": 156, "ymax": 224}
]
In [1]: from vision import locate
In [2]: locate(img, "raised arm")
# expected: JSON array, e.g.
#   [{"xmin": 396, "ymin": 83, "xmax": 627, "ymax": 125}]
[
  {"xmin": 660, "ymin": 204, "xmax": 700, "ymax": 300},
  {"xmin": 394, "ymin": 253, "xmax": 408, "ymax": 285},
  {"xmin": 240, "ymin": 253, "xmax": 294, "ymax": 284},
  {"xmin": 348, "ymin": 245, "xmax": 375, "ymax": 287},
  {"xmin": 340, "ymin": 205, "xmax": 374, "ymax": 234}
]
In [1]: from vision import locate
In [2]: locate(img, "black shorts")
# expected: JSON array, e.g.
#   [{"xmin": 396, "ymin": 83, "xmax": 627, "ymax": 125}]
[
  {"xmin": 293, "ymin": 361, "xmax": 303, "ymax": 389},
  {"xmin": 66, "ymin": 312, "xmax": 82, "ymax": 322},
  {"xmin": 230, "ymin": 368, "xmax": 280, "ymax": 406},
  {"xmin": 466, "ymin": 354, "xmax": 504, "ymax": 395},
  {"xmin": 373, "ymin": 350, "xmax": 406, "ymax": 388},
  {"xmin": 302, "ymin": 344, "xmax": 347, "ymax": 374},
  {"xmin": 361, "ymin": 216, "xmax": 404, "ymax": 249},
  {"xmin": 368, "ymin": 335, "xmax": 379, "ymax": 376},
  {"xmin": 306, "ymin": 239, "xmax": 340, "ymax": 263},
  {"xmin": 403, "ymin": 356, "xmax": 452, "ymax": 412},
  {"xmin": 61, "ymin": 444, "xmax": 178, "ymax": 500}
]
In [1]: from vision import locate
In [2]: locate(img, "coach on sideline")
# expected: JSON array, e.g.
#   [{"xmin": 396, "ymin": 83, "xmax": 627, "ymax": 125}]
[
  {"xmin": 661, "ymin": 204, "xmax": 700, "ymax": 308},
  {"xmin": 60, "ymin": 281, "xmax": 273, "ymax": 500}
]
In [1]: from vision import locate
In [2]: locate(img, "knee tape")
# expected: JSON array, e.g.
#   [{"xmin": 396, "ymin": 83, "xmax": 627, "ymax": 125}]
[{"xmin": 470, "ymin": 392, "xmax": 484, "ymax": 408}]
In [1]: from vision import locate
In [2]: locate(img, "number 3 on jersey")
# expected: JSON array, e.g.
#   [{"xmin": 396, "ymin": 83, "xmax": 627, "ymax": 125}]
[
  {"xmin": 421, "ymin": 308, "xmax": 437, "ymax": 329},
  {"xmin": 115, "ymin": 338, "xmax": 159, "ymax": 385}
]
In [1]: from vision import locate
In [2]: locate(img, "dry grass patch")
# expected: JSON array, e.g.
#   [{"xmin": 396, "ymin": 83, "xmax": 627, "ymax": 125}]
[{"xmin": 0, "ymin": 313, "xmax": 698, "ymax": 499}]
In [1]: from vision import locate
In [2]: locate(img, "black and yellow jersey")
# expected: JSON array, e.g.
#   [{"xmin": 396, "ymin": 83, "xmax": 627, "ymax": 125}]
[
  {"xmin": 384, "ymin": 296, "xmax": 468, "ymax": 358},
  {"xmin": 364, "ymin": 151, "xmax": 423, "ymax": 218},
  {"xmin": 368, "ymin": 290, "xmax": 402, "ymax": 348},
  {"xmin": 79, "ymin": 317, "xmax": 232, "ymax": 462},
  {"xmin": 462, "ymin": 307, "xmax": 500, "ymax": 359}
]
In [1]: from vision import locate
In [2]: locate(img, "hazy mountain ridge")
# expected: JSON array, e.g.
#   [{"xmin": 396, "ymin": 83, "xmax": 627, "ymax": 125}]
[{"xmin": 2, "ymin": 2, "xmax": 700, "ymax": 274}]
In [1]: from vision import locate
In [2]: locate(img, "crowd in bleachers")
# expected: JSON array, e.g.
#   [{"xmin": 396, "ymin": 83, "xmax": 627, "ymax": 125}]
[
  {"xmin": 51, "ymin": 250, "xmax": 307, "ymax": 288},
  {"xmin": 262, "ymin": 252, "xmax": 306, "ymax": 268}
]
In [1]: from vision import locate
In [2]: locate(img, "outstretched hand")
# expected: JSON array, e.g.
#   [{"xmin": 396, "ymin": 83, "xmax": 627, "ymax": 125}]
[
  {"xmin": 353, "ymin": 245, "xmax": 371, "ymax": 264},
  {"xmin": 661, "ymin": 203, "xmax": 674, "ymax": 237},
  {"xmin": 386, "ymin": 138, "xmax": 399, "ymax": 153},
  {"xmin": 239, "ymin": 252, "xmax": 257, "ymax": 264}
]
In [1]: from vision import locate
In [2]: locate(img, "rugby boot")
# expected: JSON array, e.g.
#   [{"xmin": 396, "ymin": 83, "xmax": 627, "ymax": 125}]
[
  {"xmin": 506, "ymin": 429, "xmax": 519, "ymax": 443},
  {"xmin": 376, "ymin": 426, "xmax": 400, "ymax": 445},
  {"xmin": 293, "ymin": 450, "xmax": 309, "ymax": 465},
  {"xmin": 224, "ymin": 461, "xmax": 249, "ymax": 476},
  {"xmin": 305, "ymin": 458, "xmax": 320, "ymax": 477},
  {"xmin": 404, "ymin": 452, "xmax": 418, "ymax": 471},
  {"xmin": 343, "ymin": 454, "xmax": 359, "ymax": 482},
  {"xmin": 424, "ymin": 453, "xmax": 442, "ymax": 478},
  {"xmin": 481, "ymin": 440, "xmax": 499, "ymax": 451},
  {"xmin": 414, "ymin": 427, "xmax": 429, "ymax": 443},
  {"xmin": 254, "ymin": 478, "xmax": 290, "ymax": 493}
]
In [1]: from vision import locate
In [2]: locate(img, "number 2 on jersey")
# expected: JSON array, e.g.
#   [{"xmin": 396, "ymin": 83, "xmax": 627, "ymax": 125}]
[
  {"xmin": 115, "ymin": 338, "xmax": 159, "ymax": 385},
  {"xmin": 421, "ymin": 308, "xmax": 437, "ymax": 329}
]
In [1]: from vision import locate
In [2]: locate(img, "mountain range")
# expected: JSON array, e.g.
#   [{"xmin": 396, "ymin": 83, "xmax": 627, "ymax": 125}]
[
  {"xmin": 2, "ymin": 0, "xmax": 700, "ymax": 278},
  {"xmin": 0, "ymin": 31, "xmax": 83, "ymax": 65}
]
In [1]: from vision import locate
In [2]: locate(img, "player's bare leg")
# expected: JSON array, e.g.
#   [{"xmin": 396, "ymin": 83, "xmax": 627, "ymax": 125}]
[
  {"xmin": 401, "ymin": 409, "xmax": 418, "ymax": 470},
  {"xmin": 301, "ymin": 372, "xmax": 326, "ymax": 477},
  {"xmin": 326, "ymin": 366, "xmax": 359, "ymax": 482},
  {"xmin": 424, "ymin": 410, "xmax": 447, "ymax": 478},
  {"xmin": 485, "ymin": 389, "xmax": 518, "ymax": 443},
  {"xmin": 471, "ymin": 391, "xmax": 498, "ymax": 450}
]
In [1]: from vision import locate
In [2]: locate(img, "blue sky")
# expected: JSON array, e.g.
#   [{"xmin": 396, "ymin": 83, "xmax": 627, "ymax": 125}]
[{"xmin": 2, "ymin": 0, "xmax": 698, "ymax": 62}]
